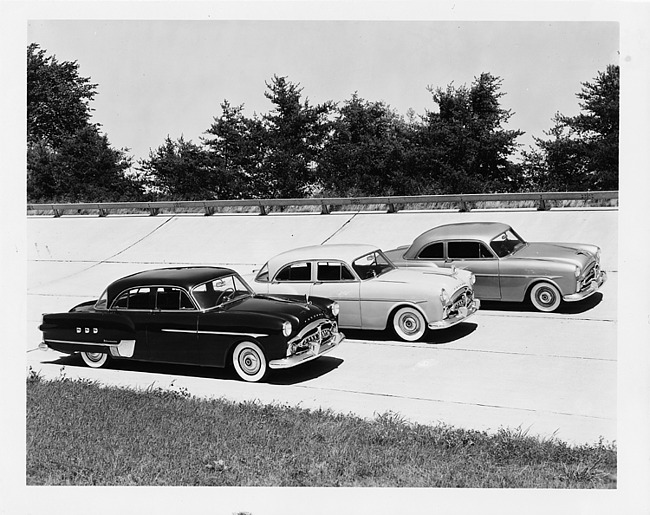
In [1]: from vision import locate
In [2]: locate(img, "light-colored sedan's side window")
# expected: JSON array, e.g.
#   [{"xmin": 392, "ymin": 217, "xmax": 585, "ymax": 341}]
[
  {"xmin": 448, "ymin": 241, "xmax": 494, "ymax": 259},
  {"xmin": 275, "ymin": 262, "xmax": 312, "ymax": 282},
  {"xmin": 317, "ymin": 262, "xmax": 355, "ymax": 282},
  {"xmin": 418, "ymin": 242, "xmax": 444, "ymax": 259},
  {"xmin": 255, "ymin": 263, "xmax": 270, "ymax": 283}
]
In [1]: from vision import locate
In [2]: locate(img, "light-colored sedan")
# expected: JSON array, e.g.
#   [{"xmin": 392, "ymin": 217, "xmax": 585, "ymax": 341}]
[
  {"xmin": 251, "ymin": 244, "xmax": 480, "ymax": 342},
  {"xmin": 384, "ymin": 222, "xmax": 607, "ymax": 312}
]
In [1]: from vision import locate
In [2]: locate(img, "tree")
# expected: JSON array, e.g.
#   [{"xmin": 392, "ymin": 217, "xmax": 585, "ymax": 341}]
[
  {"xmin": 202, "ymin": 101, "xmax": 268, "ymax": 199},
  {"xmin": 415, "ymin": 73, "xmax": 525, "ymax": 194},
  {"xmin": 137, "ymin": 136, "xmax": 214, "ymax": 200},
  {"xmin": 260, "ymin": 76, "xmax": 335, "ymax": 198},
  {"xmin": 27, "ymin": 43, "xmax": 144, "ymax": 203},
  {"xmin": 319, "ymin": 94, "xmax": 413, "ymax": 196},
  {"xmin": 27, "ymin": 43, "xmax": 98, "ymax": 147},
  {"xmin": 523, "ymin": 65, "xmax": 619, "ymax": 191},
  {"xmin": 27, "ymin": 125, "xmax": 137, "ymax": 202}
]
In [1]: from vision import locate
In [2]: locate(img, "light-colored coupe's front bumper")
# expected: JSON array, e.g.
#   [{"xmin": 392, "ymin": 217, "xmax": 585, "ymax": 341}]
[
  {"xmin": 269, "ymin": 331, "xmax": 345, "ymax": 369},
  {"xmin": 428, "ymin": 299, "xmax": 480, "ymax": 330},
  {"xmin": 563, "ymin": 270, "xmax": 608, "ymax": 302}
]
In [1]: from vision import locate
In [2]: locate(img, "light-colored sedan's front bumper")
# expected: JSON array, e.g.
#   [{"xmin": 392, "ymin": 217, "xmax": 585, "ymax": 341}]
[
  {"xmin": 563, "ymin": 270, "xmax": 608, "ymax": 302},
  {"xmin": 269, "ymin": 331, "xmax": 345, "ymax": 369},
  {"xmin": 428, "ymin": 299, "xmax": 480, "ymax": 330}
]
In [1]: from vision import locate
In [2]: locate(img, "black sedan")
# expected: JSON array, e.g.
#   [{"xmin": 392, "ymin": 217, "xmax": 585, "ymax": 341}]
[{"xmin": 39, "ymin": 267, "xmax": 344, "ymax": 382}]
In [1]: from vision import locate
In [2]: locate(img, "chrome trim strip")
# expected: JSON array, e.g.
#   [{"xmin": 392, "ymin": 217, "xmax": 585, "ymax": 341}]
[
  {"xmin": 44, "ymin": 339, "xmax": 119, "ymax": 347},
  {"xmin": 161, "ymin": 328, "xmax": 269, "ymax": 338}
]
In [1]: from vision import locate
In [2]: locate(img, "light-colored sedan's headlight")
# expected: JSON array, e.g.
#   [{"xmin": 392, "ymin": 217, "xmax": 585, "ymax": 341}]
[
  {"xmin": 469, "ymin": 273, "xmax": 476, "ymax": 286},
  {"xmin": 282, "ymin": 321, "xmax": 293, "ymax": 337},
  {"xmin": 330, "ymin": 302, "xmax": 340, "ymax": 317},
  {"xmin": 596, "ymin": 248, "xmax": 601, "ymax": 262},
  {"xmin": 574, "ymin": 266, "xmax": 581, "ymax": 278},
  {"xmin": 440, "ymin": 288, "xmax": 451, "ymax": 305}
]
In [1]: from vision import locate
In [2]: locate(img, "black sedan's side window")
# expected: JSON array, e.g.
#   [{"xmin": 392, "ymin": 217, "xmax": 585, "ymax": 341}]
[
  {"xmin": 113, "ymin": 287, "xmax": 154, "ymax": 310},
  {"xmin": 448, "ymin": 241, "xmax": 494, "ymax": 259},
  {"xmin": 156, "ymin": 287, "xmax": 195, "ymax": 310},
  {"xmin": 275, "ymin": 262, "xmax": 312, "ymax": 282},
  {"xmin": 417, "ymin": 242, "xmax": 444, "ymax": 259}
]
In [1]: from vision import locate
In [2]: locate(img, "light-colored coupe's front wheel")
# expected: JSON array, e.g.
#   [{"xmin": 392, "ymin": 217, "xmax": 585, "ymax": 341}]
[
  {"xmin": 232, "ymin": 341, "xmax": 268, "ymax": 382},
  {"xmin": 529, "ymin": 282, "xmax": 562, "ymax": 312},
  {"xmin": 81, "ymin": 351, "xmax": 110, "ymax": 368},
  {"xmin": 392, "ymin": 306, "xmax": 427, "ymax": 342}
]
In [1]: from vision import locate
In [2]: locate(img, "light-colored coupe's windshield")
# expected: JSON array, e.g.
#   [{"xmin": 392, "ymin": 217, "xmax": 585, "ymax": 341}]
[
  {"xmin": 352, "ymin": 250, "xmax": 396, "ymax": 280},
  {"xmin": 489, "ymin": 229, "xmax": 527, "ymax": 257},
  {"xmin": 191, "ymin": 274, "xmax": 253, "ymax": 310}
]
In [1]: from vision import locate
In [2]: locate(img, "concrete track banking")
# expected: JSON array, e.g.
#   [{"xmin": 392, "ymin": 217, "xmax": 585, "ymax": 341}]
[{"xmin": 26, "ymin": 209, "xmax": 618, "ymax": 444}]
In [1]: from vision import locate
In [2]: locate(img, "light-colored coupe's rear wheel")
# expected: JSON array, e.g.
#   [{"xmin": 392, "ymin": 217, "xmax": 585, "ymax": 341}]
[
  {"xmin": 232, "ymin": 341, "xmax": 268, "ymax": 382},
  {"xmin": 529, "ymin": 282, "xmax": 562, "ymax": 312},
  {"xmin": 81, "ymin": 351, "xmax": 110, "ymax": 368},
  {"xmin": 392, "ymin": 306, "xmax": 427, "ymax": 342}
]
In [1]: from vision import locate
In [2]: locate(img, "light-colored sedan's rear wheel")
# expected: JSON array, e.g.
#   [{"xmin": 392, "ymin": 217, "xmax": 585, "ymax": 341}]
[
  {"xmin": 529, "ymin": 282, "xmax": 562, "ymax": 312},
  {"xmin": 232, "ymin": 341, "xmax": 268, "ymax": 382},
  {"xmin": 81, "ymin": 351, "xmax": 110, "ymax": 368},
  {"xmin": 392, "ymin": 306, "xmax": 427, "ymax": 342}
]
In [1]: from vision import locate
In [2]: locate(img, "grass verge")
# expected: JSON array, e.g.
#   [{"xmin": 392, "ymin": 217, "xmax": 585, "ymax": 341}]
[{"xmin": 26, "ymin": 372, "xmax": 616, "ymax": 487}]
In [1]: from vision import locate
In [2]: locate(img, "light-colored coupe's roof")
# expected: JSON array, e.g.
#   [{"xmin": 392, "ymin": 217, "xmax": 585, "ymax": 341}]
[
  {"xmin": 265, "ymin": 244, "xmax": 380, "ymax": 275},
  {"xmin": 405, "ymin": 222, "xmax": 512, "ymax": 258}
]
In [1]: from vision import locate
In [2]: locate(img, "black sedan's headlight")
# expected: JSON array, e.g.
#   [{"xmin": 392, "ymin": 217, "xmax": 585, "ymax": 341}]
[{"xmin": 282, "ymin": 321, "xmax": 292, "ymax": 337}]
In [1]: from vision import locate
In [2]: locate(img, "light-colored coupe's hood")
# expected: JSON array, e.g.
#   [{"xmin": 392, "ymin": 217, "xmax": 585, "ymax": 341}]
[{"xmin": 511, "ymin": 242, "xmax": 595, "ymax": 268}]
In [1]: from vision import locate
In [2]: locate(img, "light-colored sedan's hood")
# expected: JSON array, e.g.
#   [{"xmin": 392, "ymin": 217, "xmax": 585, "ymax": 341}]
[
  {"xmin": 376, "ymin": 268, "xmax": 467, "ymax": 291},
  {"xmin": 510, "ymin": 242, "xmax": 595, "ymax": 268}
]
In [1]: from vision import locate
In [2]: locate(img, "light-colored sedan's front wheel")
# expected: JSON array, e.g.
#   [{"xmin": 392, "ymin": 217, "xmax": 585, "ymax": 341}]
[
  {"xmin": 232, "ymin": 341, "xmax": 268, "ymax": 382},
  {"xmin": 392, "ymin": 306, "xmax": 427, "ymax": 342},
  {"xmin": 80, "ymin": 351, "xmax": 111, "ymax": 368},
  {"xmin": 529, "ymin": 282, "xmax": 562, "ymax": 312}
]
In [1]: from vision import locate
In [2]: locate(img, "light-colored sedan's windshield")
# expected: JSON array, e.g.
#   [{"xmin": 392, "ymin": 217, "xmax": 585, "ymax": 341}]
[
  {"xmin": 191, "ymin": 274, "xmax": 253, "ymax": 310},
  {"xmin": 490, "ymin": 229, "xmax": 527, "ymax": 257},
  {"xmin": 352, "ymin": 250, "xmax": 396, "ymax": 280}
]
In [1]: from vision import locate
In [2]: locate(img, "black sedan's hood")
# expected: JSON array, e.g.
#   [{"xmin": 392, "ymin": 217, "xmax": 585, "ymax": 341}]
[{"xmin": 224, "ymin": 294, "xmax": 328, "ymax": 326}]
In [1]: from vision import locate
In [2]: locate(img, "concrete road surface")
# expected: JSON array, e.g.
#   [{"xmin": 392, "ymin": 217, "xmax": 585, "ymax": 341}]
[{"xmin": 26, "ymin": 209, "xmax": 618, "ymax": 445}]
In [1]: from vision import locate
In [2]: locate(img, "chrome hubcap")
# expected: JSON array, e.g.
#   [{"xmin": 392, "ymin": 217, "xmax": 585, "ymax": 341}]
[
  {"xmin": 239, "ymin": 350, "xmax": 261, "ymax": 375},
  {"xmin": 538, "ymin": 289, "xmax": 555, "ymax": 305},
  {"xmin": 400, "ymin": 314, "xmax": 420, "ymax": 335},
  {"xmin": 86, "ymin": 352, "xmax": 103, "ymax": 362}
]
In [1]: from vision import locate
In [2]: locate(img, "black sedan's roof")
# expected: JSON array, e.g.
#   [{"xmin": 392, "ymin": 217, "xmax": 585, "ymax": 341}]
[{"xmin": 106, "ymin": 266, "xmax": 235, "ymax": 299}]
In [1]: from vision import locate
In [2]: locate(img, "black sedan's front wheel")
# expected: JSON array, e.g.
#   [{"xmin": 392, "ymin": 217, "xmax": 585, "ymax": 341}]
[{"xmin": 232, "ymin": 341, "xmax": 268, "ymax": 382}]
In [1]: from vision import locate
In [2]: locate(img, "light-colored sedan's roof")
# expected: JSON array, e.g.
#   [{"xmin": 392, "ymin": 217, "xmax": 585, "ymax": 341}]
[
  {"xmin": 265, "ymin": 244, "xmax": 380, "ymax": 276},
  {"xmin": 407, "ymin": 222, "xmax": 512, "ymax": 255}
]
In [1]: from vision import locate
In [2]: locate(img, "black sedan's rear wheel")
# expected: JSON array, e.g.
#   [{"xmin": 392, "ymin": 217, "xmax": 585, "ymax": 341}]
[
  {"xmin": 232, "ymin": 341, "xmax": 268, "ymax": 382},
  {"xmin": 81, "ymin": 351, "xmax": 110, "ymax": 368}
]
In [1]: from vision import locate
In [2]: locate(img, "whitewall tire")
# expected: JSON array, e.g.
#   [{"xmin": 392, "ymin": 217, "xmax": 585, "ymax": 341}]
[
  {"xmin": 81, "ymin": 351, "xmax": 110, "ymax": 368},
  {"xmin": 392, "ymin": 307, "xmax": 427, "ymax": 342},
  {"xmin": 529, "ymin": 282, "xmax": 562, "ymax": 312},
  {"xmin": 232, "ymin": 341, "xmax": 268, "ymax": 382}
]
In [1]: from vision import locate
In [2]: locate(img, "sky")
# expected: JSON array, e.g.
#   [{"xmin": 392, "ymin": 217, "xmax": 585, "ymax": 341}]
[{"xmin": 27, "ymin": 19, "xmax": 619, "ymax": 164}]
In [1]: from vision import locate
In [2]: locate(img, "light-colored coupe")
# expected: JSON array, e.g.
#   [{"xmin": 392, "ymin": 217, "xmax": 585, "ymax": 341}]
[
  {"xmin": 251, "ymin": 244, "xmax": 480, "ymax": 342},
  {"xmin": 384, "ymin": 222, "xmax": 607, "ymax": 312}
]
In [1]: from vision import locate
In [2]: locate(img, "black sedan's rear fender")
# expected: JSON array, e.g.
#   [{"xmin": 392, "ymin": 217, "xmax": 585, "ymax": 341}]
[{"xmin": 40, "ymin": 311, "xmax": 137, "ymax": 358}]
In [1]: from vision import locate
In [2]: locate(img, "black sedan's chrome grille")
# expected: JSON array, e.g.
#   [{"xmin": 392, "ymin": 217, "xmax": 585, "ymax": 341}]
[{"xmin": 290, "ymin": 320, "xmax": 337, "ymax": 355}]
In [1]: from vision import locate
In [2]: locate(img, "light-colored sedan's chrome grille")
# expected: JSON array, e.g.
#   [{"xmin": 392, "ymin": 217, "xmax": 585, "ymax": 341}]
[
  {"xmin": 580, "ymin": 262, "xmax": 598, "ymax": 290},
  {"xmin": 448, "ymin": 287, "xmax": 473, "ymax": 315}
]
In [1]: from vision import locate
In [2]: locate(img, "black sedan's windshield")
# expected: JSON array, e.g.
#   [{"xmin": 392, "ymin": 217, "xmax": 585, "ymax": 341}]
[
  {"xmin": 191, "ymin": 274, "xmax": 253, "ymax": 310},
  {"xmin": 489, "ymin": 229, "xmax": 527, "ymax": 257},
  {"xmin": 352, "ymin": 250, "xmax": 396, "ymax": 280}
]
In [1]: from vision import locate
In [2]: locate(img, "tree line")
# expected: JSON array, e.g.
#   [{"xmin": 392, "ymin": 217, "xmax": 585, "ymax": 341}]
[{"xmin": 27, "ymin": 43, "xmax": 619, "ymax": 204}]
